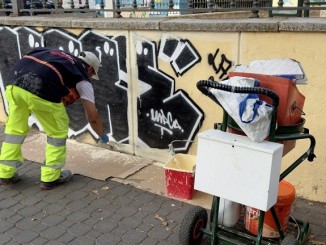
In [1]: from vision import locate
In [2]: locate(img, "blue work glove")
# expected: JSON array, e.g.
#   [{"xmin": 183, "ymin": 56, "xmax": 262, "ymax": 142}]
[{"xmin": 100, "ymin": 134, "xmax": 109, "ymax": 144}]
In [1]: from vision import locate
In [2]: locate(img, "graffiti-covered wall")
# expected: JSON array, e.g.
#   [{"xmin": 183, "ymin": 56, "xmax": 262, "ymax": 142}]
[{"xmin": 0, "ymin": 21, "xmax": 325, "ymax": 202}]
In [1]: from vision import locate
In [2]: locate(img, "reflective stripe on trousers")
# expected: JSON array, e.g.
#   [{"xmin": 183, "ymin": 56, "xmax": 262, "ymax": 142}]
[
  {"xmin": 0, "ymin": 133, "xmax": 26, "ymax": 178},
  {"xmin": 0, "ymin": 85, "xmax": 69, "ymax": 182}
]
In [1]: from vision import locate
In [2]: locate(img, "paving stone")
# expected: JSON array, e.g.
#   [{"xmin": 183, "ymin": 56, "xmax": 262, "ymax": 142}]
[
  {"xmin": 58, "ymin": 219, "xmax": 75, "ymax": 229},
  {"xmin": 5, "ymin": 227, "xmax": 23, "ymax": 236},
  {"xmin": 0, "ymin": 233, "xmax": 12, "ymax": 244},
  {"xmin": 68, "ymin": 223, "xmax": 92, "ymax": 236},
  {"xmin": 41, "ymin": 226, "xmax": 66, "ymax": 240},
  {"xmin": 85, "ymin": 229, "xmax": 103, "ymax": 240},
  {"xmin": 135, "ymin": 192, "xmax": 157, "ymax": 203},
  {"xmin": 119, "ymin": 215, "xmax": 144, "ymax": 229},
  {"xmin": 10, "ymin": 203, "xmax": 26, "ymax": 212},
  {"xmin": 85, "ymin": 180, "xmax": 108, "ymax": 191},
  {"xmin": 90, "ymin": 197, "xmax": 112, "ymax": 209},
  {"xmin": 30, "ymin": 236, "xmax": 48, "ymax": 245},
  {"xmin": 158, "ymin": 240, "xmax": 175, "ymax": 245},
  {"xmin": 35, "ymin": 200, "xmax": 50, "ymax": 209},
  {"xmin": 7, "ymin": 214, "xmax": 24, "ymax": 224},
  {"xmin": 81, "ymin": 194, "xmax": 101, "ymax": 203},
  {"xmin": 16, "ymin": 217, "xmax": 41, "ymax": 229},
  {"xmin": 57, "ymin": 232, "xmax": 76, "ymax": 243},
  {"xmin": 142, "ymin": 237, "xmax": 159, "ymax": 245},
  {"xmin": 110, "ymin": 184, "xmax": 133, "ymax": 196},
  {"xmin": 128, "ymin": 199, "xmax": 144, "ymax": 209},
  {"xmin": 20, "ymin": 195, "xmax": 43, "ymax": 206},
  {"xmin": 103, "ymin": 212, "xmax": 124, "ymax": 223},
  {"xmin": 68, "ymin": 190, "xmax": 89, "ymax": 200},
  {"xmin": 114, "ymin": 195, "xmax": 135, "ymax": 206},
  {"xmin": 83, "ymin": 216, "xmax": 102, "ymax": 226},
  {"xmin": 5, "ymin": 240, "xmax": 21, "ymax": 245},
  {"xmin": 96, "ymin": 233, "xmax": 121, "ymax": 245},
  {"xmin": 13, "ymin": 230, "xmax": 39, "ymax": 243},
  {"xmin": 66, "ymin": 199, "xmax": 89, "ymax": 210},
  {"xmin": 17, "ymin": 205, "xmax": 42, "ymax": 216},
  {"xmin": 31, "ymin": 223, "xmax": 49, "ymax": 233},
  {"xmin": 115, "ymin": 205, "xmax": 138, "ymax": 217},
  {"xmin": 65, "ymin": 210, "xmax": 90, "ymax": 222},
  {"xmin": 42, "ymin": 193, "xmax": 66, "ymax": 203},
  {"xmin": 0, "ymin": 188, "xmax": 21, "ymax": 198},
  {"xmin": 43, "ymin": 203, "xmax": 66, "ymax": 214},
  {"xmin": 0, "ymin": 222, "xmax": 15, "ymax": 233},
  {"xmin": 122, "ymin": 229, "xmax": 148, "ymax": 244},
  {"xmin": 41, "ymin": 214, "xmax": 66, "ymax": 226},
  {"xmin": 44, "ymin": 240, "xmax": 65, "ymax": 245},
  {"xmin": 94, "ymin": 219, "xmax": 118, "ymax": 232},
  {"xmin": 111, "ymin": 226, "xmax": 128, "ymax": 236},
  {"xmin": 21, "ymin": 186, "xmax": 42, "ymax": 195},
  {"xmin": 148, "ymin": 226, "xmax": 174, "ymax": 240},
  {"xmin": 0, "ymin": 198, "xmax": 18, "ymax": 208},
  {"xmin": 137, "ymin": 222, "xmax": 155, "ymax": 233},
  {"xmin": 69, "ymin": 236, "xmax": 95, "ymax": 245},
  {"xmin": 91, "ymin": 208, "xmax": 114, "ymax": 220},
  {"xmin": 0, "ymin": 209, "xmax": 16, "ymax": 219},
  {"xmin": 139, "ymin": 202, "xmax": 161, "ymax": 213}
]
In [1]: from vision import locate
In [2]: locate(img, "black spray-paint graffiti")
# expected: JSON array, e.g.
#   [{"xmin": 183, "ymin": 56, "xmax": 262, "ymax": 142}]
[
  {"xmin": 0, "ymin": 26, "xmax": 204, "ymax": 152},
  {"xmin": 159, "ymin": 35, "xmax": 201, "ymax": 77},
  {"xmin": 208, "ymin": 48, "xmax": 233, "ymax": 80},
  {"xmin": 136, "ymin": 37, "xmax": 204, "ymax": 152},
  {"xmin": 0, "ymin": 26, "xmax": 129, "ymax": 144}
]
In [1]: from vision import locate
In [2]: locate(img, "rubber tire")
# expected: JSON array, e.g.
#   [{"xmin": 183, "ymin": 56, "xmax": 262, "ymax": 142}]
[
  {"xmin": 179, "ymin": 206, "xmax": 208, "ymax": 245},
  {"xmin": 281, "ymin": 236, "xmax": 300, "ymax": 245}
]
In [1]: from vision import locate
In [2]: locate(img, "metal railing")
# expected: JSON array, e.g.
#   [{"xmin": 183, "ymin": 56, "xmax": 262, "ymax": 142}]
[{"xmin": 1, "ymin": 0, "xmax": 326, "ymax": 17}]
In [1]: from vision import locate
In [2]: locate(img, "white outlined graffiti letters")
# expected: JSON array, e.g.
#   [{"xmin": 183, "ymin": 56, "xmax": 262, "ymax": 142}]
[
  {"xmin": 43, "ymin": 29, "xmax": 82, "ymax": 56},
  {"xmin": 159, "ymin": 34, "xmax": 201, "ymax": 77},
  {"xmin": 14, "ymin": 27, "xmax": 43, "ymax": 56}
]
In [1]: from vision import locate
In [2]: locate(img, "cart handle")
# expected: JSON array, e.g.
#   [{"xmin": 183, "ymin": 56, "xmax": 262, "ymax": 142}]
[{"xmin": 197, "ymin": 79, "xmax": 280, "ymax": 107}]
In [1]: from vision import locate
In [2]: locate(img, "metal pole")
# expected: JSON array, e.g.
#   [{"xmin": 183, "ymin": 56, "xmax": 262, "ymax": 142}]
[
  {"xmin": 11, "ymin": 0, "xmax": 19, "ymax": 16},
  {"xmin": 115, "ymin": 0, "xmax": 122, "ymax": 17}
]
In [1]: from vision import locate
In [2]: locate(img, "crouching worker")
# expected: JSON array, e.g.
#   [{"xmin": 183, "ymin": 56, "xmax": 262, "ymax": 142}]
[{"xmin": 0, "ymin": 48, "xmax": 109, "ymax": 190}]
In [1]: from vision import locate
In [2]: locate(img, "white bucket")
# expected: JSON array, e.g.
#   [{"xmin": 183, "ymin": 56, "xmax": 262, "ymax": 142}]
[{"xmin": 218, "ymin": 198, "xmax": 241, "ymax": 227}]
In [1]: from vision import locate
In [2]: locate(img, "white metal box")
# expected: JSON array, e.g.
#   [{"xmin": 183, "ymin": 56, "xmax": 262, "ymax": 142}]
[{"xmin": 194, "ymin": 130, "xmax": 284, "ymax": 211}]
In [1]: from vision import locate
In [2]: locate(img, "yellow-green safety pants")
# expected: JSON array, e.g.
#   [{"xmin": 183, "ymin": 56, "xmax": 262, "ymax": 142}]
[{"xmin": 0, "ymin": 85, "xmax": 69, "ymax": 182}]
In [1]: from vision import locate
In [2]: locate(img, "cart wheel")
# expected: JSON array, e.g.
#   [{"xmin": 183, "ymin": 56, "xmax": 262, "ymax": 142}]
[
  {"xmin": 281, "ymin": 236, "xmax": 300, "ymax": 245},
  {"xmin": 179, "ymin": 206, "xmax": 208, "ymax": 245}
]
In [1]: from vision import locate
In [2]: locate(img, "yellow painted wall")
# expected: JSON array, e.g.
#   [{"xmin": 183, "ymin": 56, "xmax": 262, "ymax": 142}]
[{"xmin": 239, "ymin": 32, "xmax": 326, "ymax": 202}]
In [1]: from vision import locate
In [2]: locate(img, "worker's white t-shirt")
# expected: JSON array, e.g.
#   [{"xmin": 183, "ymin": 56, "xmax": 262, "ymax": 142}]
[{"xmin": 76, "ymin": 80, "xmax": 95, "ymax": 104}]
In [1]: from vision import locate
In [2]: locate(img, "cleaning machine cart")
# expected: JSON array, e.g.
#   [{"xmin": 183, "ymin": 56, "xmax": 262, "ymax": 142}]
[{"xmin": 179, "ymin": 75, "xmax": 316, "ymax": 245}]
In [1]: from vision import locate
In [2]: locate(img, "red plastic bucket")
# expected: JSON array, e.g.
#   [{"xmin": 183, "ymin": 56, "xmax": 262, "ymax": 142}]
[
  {"xmin": 164, "ymin": 154, "xmax": 196, "ymax": 200},
  {"xmin": 244, "ymin": 180, "xmax": 296, "ymax": 238}
]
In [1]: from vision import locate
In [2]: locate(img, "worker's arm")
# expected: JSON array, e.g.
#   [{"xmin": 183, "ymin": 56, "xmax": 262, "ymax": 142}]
[{"xmin": 80, "ymin": 99, "xmax": 105, "ymax": 138}]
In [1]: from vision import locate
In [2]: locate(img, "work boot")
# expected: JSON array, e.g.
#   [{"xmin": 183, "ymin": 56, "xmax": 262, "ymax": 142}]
[
  {"xmin": 0, "ymin": 173, "xmax": 20, "ymax": 185},
  {"xmin": 40, "ymin": 169, "xmax": 73, "ymax": 190}
]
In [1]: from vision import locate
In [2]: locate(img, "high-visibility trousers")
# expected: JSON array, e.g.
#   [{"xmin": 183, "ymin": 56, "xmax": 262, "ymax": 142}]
[{"xmin": 0, "ymin": 85, "xmax": 69, "ymax": 182}]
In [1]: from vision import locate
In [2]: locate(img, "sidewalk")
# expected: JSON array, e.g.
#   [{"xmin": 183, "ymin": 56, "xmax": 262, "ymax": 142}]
[{"xmin": 0, "ymin": 125, "xmax": 325, "ymax": 244}]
